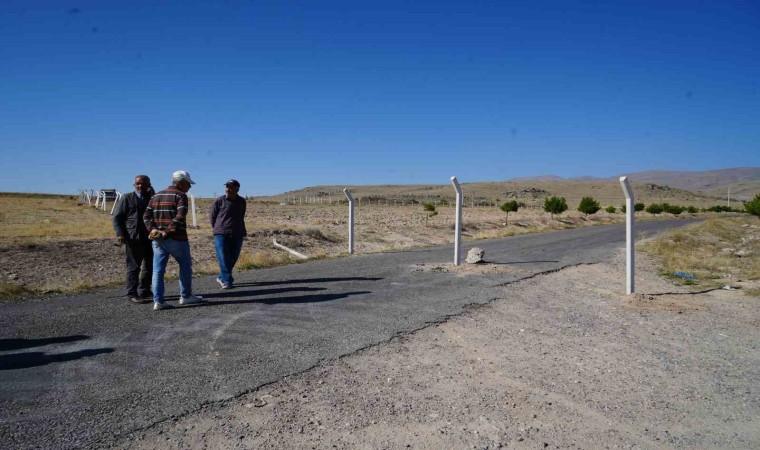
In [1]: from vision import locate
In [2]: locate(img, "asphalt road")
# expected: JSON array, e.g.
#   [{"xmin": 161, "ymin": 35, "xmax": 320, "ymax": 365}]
[{"xmin": 0, "ymin": 219, "xmax": 695, "ymax": 449}]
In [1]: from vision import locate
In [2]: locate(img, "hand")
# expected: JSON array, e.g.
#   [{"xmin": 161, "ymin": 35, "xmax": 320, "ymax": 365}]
[
  {"xmin": 149, "ymin": 229, "xmax": 162, "ymax": 240},
  {"xmin": 117, "ymin": 236, "xmax": 125, "ymax": 245}
]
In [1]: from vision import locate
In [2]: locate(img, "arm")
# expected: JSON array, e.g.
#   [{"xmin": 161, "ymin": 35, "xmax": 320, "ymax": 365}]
[
  {"xmin": 112, "ymin": 194, "xmax": 129, "ymax": 244},
  {"xmin": 143, "ymin": 197, "xmax": 157, "ymax": 233},
  {"xmin": 167, "ymin": 193, "xmax": 188, "ymax": 235},
  {"xmin": 209, "ymin": 197, "xmax": 220, "ymax": 228},
  {"xmin": 241, "ymin": 198, "xmax": 247, "ymax": 236}
]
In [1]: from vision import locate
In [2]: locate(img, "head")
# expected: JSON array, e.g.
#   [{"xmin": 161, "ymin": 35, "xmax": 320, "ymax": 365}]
[
  {"xmin": 133, "ymin": 175, "xmax": 151, "ymax": 195},
  {"xmin": 171, "ymin": 170, "xmax": 196, "ymax": 193},
  {"xmin": 224, "ymin": 179, "xmax": 240, "ymax": 199}
]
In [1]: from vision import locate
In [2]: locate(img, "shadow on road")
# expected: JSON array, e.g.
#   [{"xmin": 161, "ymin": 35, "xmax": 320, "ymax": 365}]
[
  {"xmin": 0, "ymin": 348, "xmax": 114, "ymax": 371},
  {"xmin": 234, "ymin": 277, "xmax": 383, "ymax": 287},
  {"xmin": 201, "ymin": 286, "xmax": 327, "ymax": 300},
  {"xmin": 203, "ymin": 290, "xmax": 373, "ymax": 306},
  {"xmin": 484, "ymin": 260, "xmax": 559, "ymax": 265},
  {"xmin": 0, "ymin": 335, "xmax": 90, "ymax": 351}
]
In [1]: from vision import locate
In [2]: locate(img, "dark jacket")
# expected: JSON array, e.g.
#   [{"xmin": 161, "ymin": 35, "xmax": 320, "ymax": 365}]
[
  {"xmin": 113, "ymin": 191, "xmax": 151, "ymax": 241},
  {"xmin": 209, "ymin": 195, "xmax": 247, "ymax": 237}
]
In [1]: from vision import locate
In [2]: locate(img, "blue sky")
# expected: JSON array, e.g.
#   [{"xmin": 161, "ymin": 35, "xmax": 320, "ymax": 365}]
[{"xmin": 1, "ymin": 1, "xmax": 758, "ymax": 197}]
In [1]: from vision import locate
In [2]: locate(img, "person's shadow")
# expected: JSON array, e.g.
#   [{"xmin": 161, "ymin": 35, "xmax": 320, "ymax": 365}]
[
  {"xmin": 0, "ymin": 349, "xmax": 114, "ymax": 371},
  {"xmin": 233, "ymin": 277, "xmax": 383, "ymax": 287},
  {"xmin": 204, "ymin": 290, "xmax": 373, "ymax": 306},
  {"xmin": 0, "ymin": 335, "xmax": 113, "ymax": 371}
]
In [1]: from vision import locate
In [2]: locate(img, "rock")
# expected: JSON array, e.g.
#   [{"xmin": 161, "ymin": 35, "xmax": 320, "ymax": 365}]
[
  {"xmin": 735, "ymin": 249, "xmax": 752, "ymax": 258},
  {"xmin": 465, "ymin": 247, "xmax": 485, "ymax": 264}
]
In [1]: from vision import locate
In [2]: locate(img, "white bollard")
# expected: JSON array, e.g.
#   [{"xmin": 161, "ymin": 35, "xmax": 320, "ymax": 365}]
[
  {"xmin": 190, "ymin": 193, "xmax": 197, "ymax": 228},
  {"xmin": 619, "ymin": 176, "xmax": 635, "ymax": 294},
  {"xmin": 343, "ymin": 188, "xmax": 354, "ymax": 255},
  {"xmin": 450, "ymin": 176, "xmax": 463, "ymax": 265}
]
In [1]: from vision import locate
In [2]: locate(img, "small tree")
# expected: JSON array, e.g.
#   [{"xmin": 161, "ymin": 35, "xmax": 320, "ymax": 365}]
[
  {"xmin": 500, "ymin": 200, "xmax": 520, "ymax": 225},
  {"xmin": 577, "ymin": 196, "xmax": 601, "ymax": 217},
  {"xmin": 634, "ymin": 202, "xmax": 645, "ymax": 212},
  {"xmin": 544, "ymin": 196, "xmax": 568, "ymax": 219},
  {"xmin": 745, "ymin": 193, "xmax": 760, "ymax": 218},
  {"xmin": 422, "ymin": 202, "xmax": 438, "ymax": 227},
  {"xmin": 605, "ymin": 205, "xmax": 616, "ymax": 213},
  {"xmin": 645, "ymin": 203, "xmax": 664, "ymax": 215}
]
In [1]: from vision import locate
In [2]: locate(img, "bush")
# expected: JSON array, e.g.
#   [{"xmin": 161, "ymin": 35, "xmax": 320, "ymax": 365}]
[
  {"xmin": 663, "ymin": 204, "xmax": 684, "ymax": 215},
  {"xmin": 499, "ymin": 200, "xmax": 520, "ymax": 225},
  {"xmin": 605, "ymin": 205, "xmax": 616, "ymax": 214},
  {"xmin": 577, "ymin": 196, "xmax": 601, "ymax": 217},
  {"xmin": 645, "ymin": 203, "xmax": 664, "ymax": 215},
  {"xmin": 422, "ymin": 202, "xmax": 438, "ymax": 227},
  {"xmin": 544, "ymin": 196, "xmax": 568, "ymax": 219},
  {"xmin": 685, "ymin": 206, "xmax": 699, "ymax": 214},
  {"xmin": 634, "ymin": 202, "xmax": 645, "ymax": 212},
  {"xmin": 744, "ymin": 193, "xmax": 760, "ymax": 218},
  {"xmin": 620, "ymin": 204, "xmax": 626, "ymax": 213}
]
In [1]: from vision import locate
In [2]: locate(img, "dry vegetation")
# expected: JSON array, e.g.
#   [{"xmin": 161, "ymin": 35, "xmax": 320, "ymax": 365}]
[
  {"xmin": 639, "ymin": 217, "xmax": 760, "ymax": 294},
  {"xmin": 0, "ymin": 185, "xmax": 752, "ymax": 301}
]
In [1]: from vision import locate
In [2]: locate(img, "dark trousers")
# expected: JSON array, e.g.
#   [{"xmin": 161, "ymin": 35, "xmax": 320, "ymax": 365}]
[{"xmin": 125, "ymin": 238, "xmax": 153, "ymax": 297}]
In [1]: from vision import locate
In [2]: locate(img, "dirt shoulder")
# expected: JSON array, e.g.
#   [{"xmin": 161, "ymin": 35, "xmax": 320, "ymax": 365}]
[{"xmin": 110, "ymin": 251, "xmax": 760, "ymax": 449}]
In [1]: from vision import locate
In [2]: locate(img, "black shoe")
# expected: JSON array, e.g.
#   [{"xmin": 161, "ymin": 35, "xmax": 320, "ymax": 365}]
[{"xmin": 129, "ymin": 297, "xmax": 150, "ymax": 304}]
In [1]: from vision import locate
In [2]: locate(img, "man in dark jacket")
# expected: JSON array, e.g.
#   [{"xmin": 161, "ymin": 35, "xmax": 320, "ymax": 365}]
[
  {"xmin": 209, "ymin": 179, "xmax": 247, "ymax": 289},
  {"xmin": 112, "ymin": 175, "xmax": 154, "ymax": 304}
]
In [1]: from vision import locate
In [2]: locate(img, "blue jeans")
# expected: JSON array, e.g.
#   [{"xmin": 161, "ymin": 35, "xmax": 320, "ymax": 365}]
[
  {"xmin": 214, "ymin": 235, "xmax": 244, "ymax": 284},
  {"xmin": 152, "ymin": 239, "xmax": 193, "ymax": 303}
]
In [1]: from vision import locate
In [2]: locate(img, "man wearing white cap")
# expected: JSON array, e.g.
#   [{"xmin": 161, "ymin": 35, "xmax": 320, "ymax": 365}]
[{"xmin": 143, "ymin": 170, "xmax": 204, "ymax": 310}]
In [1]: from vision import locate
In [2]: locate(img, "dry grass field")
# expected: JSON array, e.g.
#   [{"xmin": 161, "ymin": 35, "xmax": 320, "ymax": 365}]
[{"xmin": 0, "ymin": 184, "xmax": 753, "ymax": 300}]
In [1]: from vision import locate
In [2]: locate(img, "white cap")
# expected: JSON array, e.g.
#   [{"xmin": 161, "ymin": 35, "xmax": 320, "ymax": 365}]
[{"xmin": 172, "ymin": 170, "xmax": 196, "ymax": 185}]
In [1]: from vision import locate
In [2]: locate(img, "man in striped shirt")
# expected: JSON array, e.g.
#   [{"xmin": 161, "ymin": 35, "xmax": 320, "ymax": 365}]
[{"xmin": 144, "ymin": 170, "xmax": 204, "ymax": 310}]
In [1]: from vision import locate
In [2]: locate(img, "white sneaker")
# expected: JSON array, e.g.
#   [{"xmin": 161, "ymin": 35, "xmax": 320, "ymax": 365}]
[
  {"xmin": 153, "ymin": 302, "xmax": 172, "ymax": 311},
  {"xmin": 216, "ymin": 277, "xmax": 225, "ymax": 288},
  {"xmin": 179, "ymin": 295, "xmax": 204, "ymax": 305}
]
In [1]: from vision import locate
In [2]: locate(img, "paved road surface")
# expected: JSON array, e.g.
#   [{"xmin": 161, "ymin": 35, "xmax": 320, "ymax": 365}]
[{"xmin": 0, "ymin": 219, "xmax": 694, "ymax": 449}]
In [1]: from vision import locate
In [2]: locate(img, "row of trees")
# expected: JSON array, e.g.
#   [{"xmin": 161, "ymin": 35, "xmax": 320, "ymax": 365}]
[
  {"xmin": 421, "ymin": 193, "xmax": 760, "ymax": 226},
  {"xmin": 508, "ymin": 194, "xmax": 760, "ymax": 222}
]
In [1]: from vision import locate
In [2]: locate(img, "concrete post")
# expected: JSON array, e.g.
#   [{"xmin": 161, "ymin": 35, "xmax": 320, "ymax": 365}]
[
  {"xmin": 619, "ymin": 176, "xmax": 635, "ymax": 294},
  {"xmin": 343, "ymin": 188, "xmax": 354, "ymax": 255},
  {"xmin": 451, "ymin": 177, "xmax": 463, "ymax": 265}
]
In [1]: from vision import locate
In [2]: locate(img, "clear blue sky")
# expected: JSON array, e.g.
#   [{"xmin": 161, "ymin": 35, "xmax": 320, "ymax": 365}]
[{"xmin": 1, "ymin": 1, "xmax": 758, "ymax": 197}]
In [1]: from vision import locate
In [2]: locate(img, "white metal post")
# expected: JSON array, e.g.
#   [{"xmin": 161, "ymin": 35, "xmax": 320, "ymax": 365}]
[
  {"xmin": 620, "ymin": 176, "xmax": 635, "ymax": 295},
  {"xmin": 110, "ymin": 190, "xmax": 122, "ymax": 215},
  {"xmin": 343, "ymin": 188, "xmax": 354, "ymax": 254},
  {"xmin": 451, "ymin": 176, "xmax": 463, "ymax": 265},
  {"xmin": 190, "ymin": 193, "xmax": 197, "ymax": 228}
]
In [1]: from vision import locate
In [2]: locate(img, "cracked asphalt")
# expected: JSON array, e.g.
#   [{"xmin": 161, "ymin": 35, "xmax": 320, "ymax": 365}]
[{"xmin": 0, "ymin": 219, "xmax": 695, "ymax": 449}]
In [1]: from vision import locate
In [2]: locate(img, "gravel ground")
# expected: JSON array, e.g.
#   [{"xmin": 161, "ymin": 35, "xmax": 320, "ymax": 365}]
[{"xmin": 110, "ymin": 251, "xmax": 760, "ymax": 449}]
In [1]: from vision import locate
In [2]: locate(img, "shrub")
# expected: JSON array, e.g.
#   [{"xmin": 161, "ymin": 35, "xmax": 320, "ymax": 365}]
[
  {"xmin": 577, "ymin": 196, "xmax": 601, "ymax": 217},
  {"xmin": 499, "ymin": 200, "xmax": 520, "ymax": 225},
  {"xmin": 544, "ymin": 196, "xmax": 568, "ymax": 219},
  {"xmin": 620, "ymin": 204, "xmax": 626, "ymax": 213},
  {"xmin": 686, "ymin": 206, "xmax": 699, "ymax": 214},
  {"xmin": 745, "ymin": 193, "xmax": 760, "ymax": 218},
  {"xmin": 634, "ymin": 202, "xmax": 645, "ymax": 212},
  {"xmin": 605, "ymin": 205, "xmax": 616, "ymax": 213},
  {"xmin": 422, "ymin": 202, "xmax": 438, "ymax": 227},
  {"xmin": 663, "ymin": 204, "xmax": 684, "ymax": 215},
  {"xmin": 645, "ymin": 203, "xmax": 664, "ymax": 215}
]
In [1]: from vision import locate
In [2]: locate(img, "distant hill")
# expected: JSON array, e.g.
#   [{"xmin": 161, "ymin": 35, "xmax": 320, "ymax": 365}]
[
  {"xmin": 509, "ymin": 167, "xmax": 759, "ymax": 200},
  {"xmin": 615, "ymin": 167, "xmax": 760, "ymax": 200}
]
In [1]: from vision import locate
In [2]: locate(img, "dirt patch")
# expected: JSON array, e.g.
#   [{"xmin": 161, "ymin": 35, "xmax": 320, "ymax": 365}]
[
  {"xmin": 112, "ymin": 251, "xmax": 760, "ymax": 449},
  {"xmin": 411, "ymin": 262, "xmax": 522, "ymax": 276}
]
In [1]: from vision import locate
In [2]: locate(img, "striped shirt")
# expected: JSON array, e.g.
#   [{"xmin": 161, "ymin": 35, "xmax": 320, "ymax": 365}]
[{"xmin": 143, "ymin": 185, "xmax": 189, "ymax": 241}]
